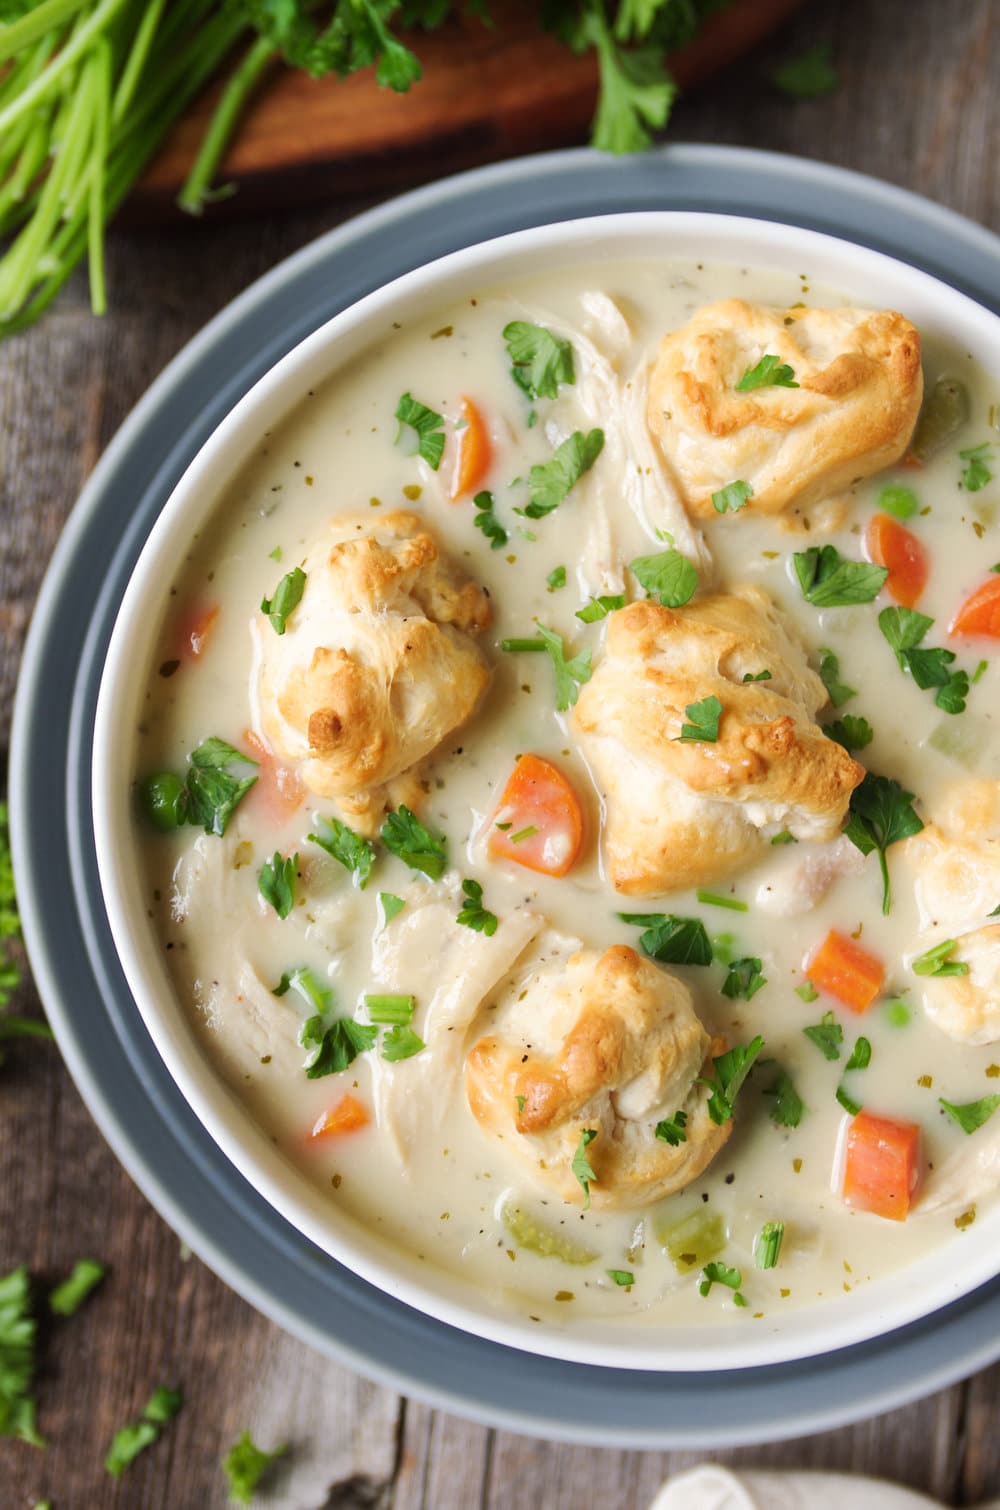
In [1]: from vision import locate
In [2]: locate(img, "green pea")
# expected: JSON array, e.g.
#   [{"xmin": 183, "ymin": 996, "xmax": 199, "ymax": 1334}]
[{"xmin": 140, "ymin": 772, "xmax": 186, "ymax": 831}]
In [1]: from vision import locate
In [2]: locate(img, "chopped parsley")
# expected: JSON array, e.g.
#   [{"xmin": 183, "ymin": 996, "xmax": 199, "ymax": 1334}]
[
  {"xmin": 502, "ymin": 321, "xmax": 575, "ymax": 400},
  {"xmin": 878, "ymin": 484, "xmax": 920, "ymax": 520},
  {"xmin": 628, "ymin": 547, "xmax": 698, "ymax": 607},
  {"xmin": 843, "ymin": 772, "xmax": 924, "ymax": 914},
  {"xmin": 606, "ymin": 1269, "xmax": 635, "ymax": 1287},
  {"xmin": 699, "ymin": 1261, "xmax": 746, "ymax": 1305},
  {"xmin": 378, "ymin": 893, "xmax": 405, "ymax": 926},
  {"xmin": 181, "ymin": 737, "xmax": 258, "ymax": 838},
  {"xmin": 793, "ymin": 545, "xmax": 888, "ymax": 608},
  {"xmin": 364, "ymin": 994, "xmax": 415, "ymax": 1025},
  {"xmin": 0, "ymin": 1266, "xmax": 43, "ymax": 1445},
  {"xmin": 836, "ymin": 1084, "xmax": 863, "ymax": 1117},
  {"xmin": 546, "ymin": 565, "xmax": 567, "ymax": 591},
  {"xmin": 258, "ymin": 850, "xmax": 297, "ymax": 919},
  {"xmin": 695, "ymin": 890, "xmax": 748, "ymax": 912},
  {"xmin": 654, "ymin": 1110, "xmax": 688, "ymax": 1146},
  {"xmin": 736, "ymin": 354, "xmax": 799, "ymax": 391},
  {"xmin": 762, "ymin": 1065, "xmax": 803, "ymax": 1128},
  {"xmin": 510, "ymin": 825, "xmax": 538, "ymax": 843},
  {"xmin": 472, "ymin": 490, "xmax": 508, "ymax": 549},
  {"xmin": 795, "ymin": 980, "xmax": 819, "ymax": 1002},
  {"xmin": 382, "ymin": 1025, "xmax": 426, "ymax": 1062},
  {"xmin": 309, "ymin": 816, "xmax": 375, "ymax": 890},
  {"xmin": 677, "ymin": 694, "xmax": 722, "ymax": 742},
  {"xmin": 534, "ymin": 621, "xmax": 593, "ymax": 710},
  {"xmin": 960, "ymin": 442, "xmax": 994, "ymax": 492},
  {"xmin": 302, "ymin": 1016, "xmax": 377, "ymax": 1079},
  {"xmin": 572, "ymin": 1127, "xmax": 598, "ymax": 1209},
  {"xmin": 754, "ymin": 1220, "xmax": 785, "ymax": 1270},
  {"xmin": 878, "ymin": 606, "xmax": 969, "ymax": 715},
  {"xmin": 939, "ymin": 1094, "xmax": 1000, "ymax": 1135},
  {"xmin": 742, "ymin": 669, "xmax": 772, "ymax": 683},
  {"xmin": 105, "ymin": 1386, "xmax": 182, "ymax": 1477},
  {"xmin": 618, "ymin": 912, "xmax": 713, "ymax": 966},
  {"xmin": 260, "ymin": 565, "xmax": 305, "ymax": 635},
  {"xmin": 523, "ymin": 429, "xmax": 604, "ymax": 517},
  {"xmin": 576, "ymin": 593, "xmax": 626, "ymax": 622},
  {"xmin": 818, "ymin": 647, "xmax": 856, "ymax": 708},
  {"xmin": 222, "ymin": 1431, "xmax": 289, "ymax": 1505},
  {"xmin": 698, "ymin": 1036, "xmax": 765, "ymax": 1125},
  {"xmin": 49, "ymin": 1259, "xmax": 105, "ymax": 1318},
  {"xmin": 803, "ymin": 1011, "xmax": 843, "ymax": 1061},
  {"xmin": 381, "ymin": 806, "xmax": 448, "ymax": 880},
  {"xmin": 711, "ymin": 479, "xmax": 754, "ymax": 514},
  {"xmin": 395, "ymin": 392, "xmax": 445, "ymax": 469},
  {"xmin": 845, "ymin": 1036, "xmax": 872, "ymax": 1072},
  {"xmin": 826, "ymin": 714, "xmax": 873, "ymax": 752},
  {"xmin": 456, "ymin": 878, "xmax": 498, "ymax": 937},
  {"xmin": 721, "ymin": 957, "xmax": 767, "ymax": 1000},
  {"xmin": 912, "ymin": 939, "xmax": 969, "ymax": 978},
  {"xmin": 772, "ymin": 42, "xmax": 839, "ymax": 99},
  {"xmin": 273, "ymin": 966, "xmax": 332, "ymax": 1015}
]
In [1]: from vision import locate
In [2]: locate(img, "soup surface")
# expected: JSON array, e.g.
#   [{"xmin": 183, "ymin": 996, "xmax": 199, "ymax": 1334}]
[{"xmin": 134, "ymin": 257, "xmax": 1000, "ymax": 1334}]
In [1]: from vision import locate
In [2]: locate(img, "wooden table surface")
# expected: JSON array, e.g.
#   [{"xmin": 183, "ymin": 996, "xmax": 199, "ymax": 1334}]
[{"xmin": 2, "ymin": 1, "xmax": 999, "ymax": 1505}]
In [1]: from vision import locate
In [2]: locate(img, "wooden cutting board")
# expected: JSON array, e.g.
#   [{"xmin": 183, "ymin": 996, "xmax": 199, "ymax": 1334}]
[{"xmin": 133, "ymin": 0, "xmax": 804, "ymax": 218}]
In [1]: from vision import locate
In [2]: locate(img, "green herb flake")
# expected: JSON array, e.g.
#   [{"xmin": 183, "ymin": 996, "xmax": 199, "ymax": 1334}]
[
  {"xmin": 303, "ymin": 1017, "xmax": 377, "ymax": 1079},
  {"xmin": 273, "ymin": 966, "xmax": 331, "ymax": 1015},
  {"xmin": 743, "ymin": 669, "xmax": 772, "ymax": 683},
  {"xmin": 534, "ymin": 621, "xmax": 593, "ymax": 710},
  {"xmin": 523, "ymin": 429, "xmax": 604, "ymax": 518},
  {"xmin": 258, "ymin": 850, "xmax": 297, "ymax": 919},
  {"xmin": 576, "ymin": 593, "xmax": 626, "ymax": 622},
  {"xmin": 695, "ymin": 890, "xmax": 748, "ymax": 912},
  {"xmin": 382, "ymin": 1025, "xmax": 426, "ymax": 1062},
  {"xmin": 803, "ymin": 1011, "xmax": 843, "ymax": 1061},
  {"xmin": 699, "ymin": 1261, "xmax": 745, "ymax": 1300},
  {"xmin": 843, "ymin": 772, "xmax": 923, "ymax": 914},
  {"xmin": 677, "ymin": 694, "xmax": 722, "ymax": 742},
  {"xmin": 456, "ymin": 878, "xmax": 498, "ymax": 937},
  {"xmin": 472, "ymin": 490, "xmax": 508, "ymax": 550},
  {"xmin": 771, "ymin": 830, "xmax": 796, "ymax": 846},
  {"xmin": 0, "ymin": 1265, "xmax": 44, "ymax": 1446},
  {"xmin": 395, "ymin": 392, "xmax": 445, "ymax": 469},
  {"xmin": 721, "ymin": 957, "xmax": 767, "ymax": 1001},
  {"xmin": 960, "ymin": 442, "xmax": 994, "ymax": 492},
  {"xmin": 381, "ymin": 806, "xmax": 448, "ymax": 880},
  {"xmin": 826, "ymin": 715, "xmax": 874, "ymax": 752},
  {"xmin": 260, "ymin": 566, "xmax": 305, "ymax": 635},
  {"xmin": 184, "ymin": 737, "xmax": 258, "ymax": 838},
  {"xmin": 618, "ymin": 912, "xmax": 713, "ymax": 966},
  {"xmin": 105, "ymin": 1387, "xmax": 182, "ymax": 1477},
  {"xmin": 49, "ymin": 1259, "xmax": 105, "ymax": 1318},
  {"xmin": 698, "ymin": 1036, "xmax": 765, "ymax": 1125},
  {"xmin": 309, "ymin": 816, "xmax": 375, "ymax": 890},
  {"xmin": 629, "ymin": 548, "xmax": 698, "ymax": 606},
  {"xmin": 845, "ymin": 1036, "xmax": 873, "ymax": 1072},
  {"xmin": 268, "ymin": 545, "xmax": 283, "ymax": 561},
  {"xmin": 794, "ymin": 545, "xmax": 887, "ymax": 608},
  {"xmin": 510, "ymin": 825, "xmax": 538, "ymax": 844},
  {"xmin": 222, "ymin": 1430, "xmax": 289, "ymax": 1505},
  {"xmin": 754, "ymin": 1220, "xmax": 785, "ymax": 1270},
  {"xmin": 912, "ymin": 939, "xmax": 970, "ymax": 978},
  {"xmin": 762, "ymin": 1065, "xmax": 803, "ymax": 1128},
  {"xmin": 502, "ymin": 321, "xmax": 575, "ymax": 401},
  {"xmin": 546, "ymin": 565, "xmax": 567, "ymax": 591},
  {"xmin": 878, "ymin": 606, "xmax": 969, "ymax": 715},
  {"xmin": 818, "ymin": 647, "xmax": 856, "ymax": 708},
  {"xmin": 939, "ymin": 1094, "xmax": 1000, "ymax": 1135},
  {"xmin": 606, "ymin": 1269, "xmax": 635, "ymax": 1287},
  {"xmin": 711, "ymin": 479, "xmax": 754, "ymax": 515},
  {"xmin": 772, "ymin": 42, "xmax": 839, "ymax": 99},
  {"xmin": 836, "ymin": 1084, "xmax": 863, "ymax": 1117},
  {"xmin": 736, "ymin": 355, "xmax": 799, "ymax": 391},
  {"xmin": 378, "ymin": 893, "xmax": 405, "ymax": 926},
  {"xmin": 654, "ymin": 1110, "xmax": 688, "ymax": 1146},
  {"xmin": 572, "ymin": 1127, "xmax": 598, "ymax": 1209}
]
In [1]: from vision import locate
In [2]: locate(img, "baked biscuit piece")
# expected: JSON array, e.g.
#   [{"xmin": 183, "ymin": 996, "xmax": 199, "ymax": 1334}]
[
  {"xmin": 256, "ymin": 510, "xmax": 491, "ymax": 833},
  {"xmin": 905, "ymin": 780, "xmax": 1000, "ymax": 1044},
  {"xmin": 647, "ymin": 299, "xmax": 922, "ymax": 517},
  {"xmin": 465, "ymin": 944, "xmax": 730, "ymax": 1208},
  {"xmin": 572, "ymin": 590, "xmax": 864, "ymax": 893}
]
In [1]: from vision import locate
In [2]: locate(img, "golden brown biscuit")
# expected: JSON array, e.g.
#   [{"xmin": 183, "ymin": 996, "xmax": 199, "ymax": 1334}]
[
  {"xmin": 256, "ymin": 510, "xmax": 491, "ymax": 833},
  {"xmin": 465, "ymin": 944, "xmax": 730, "ymax": 1208},
  {"xmin": 572, "ymin": 590, "xmax": 864, "ymax": 894},
  {"xmin": 647, "ymin": 299, "xmax": 922, "ymax": 517}
]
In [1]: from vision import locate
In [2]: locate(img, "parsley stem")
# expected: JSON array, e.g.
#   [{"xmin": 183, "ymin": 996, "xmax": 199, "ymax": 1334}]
[
  {"xmin": 178, "ymin": 33, "xmax": 275, "ymax": 214},
  {"xmin": 87, "ymin": 41, "xmax": 111, "ymax": 316},
  {"xmin": 500, "ymin": 637, "xmax": 547, "ymax": 653},
  {"xmin": 0, "ymin": 0, "xmax": 129, "ymax": 136},
  {"xmin": 0, "ymin": 0, "xmax": 87, "ymax": 65},
  {"xmin": 695, "ymin": 890, "xmax": 748, "ymax": 912}
]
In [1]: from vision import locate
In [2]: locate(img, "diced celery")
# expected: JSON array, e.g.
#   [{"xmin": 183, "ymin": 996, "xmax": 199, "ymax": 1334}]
[
  {"xmin": 652, "ymin": 1208, "xmax": 727, "ymax": 1272},
  {"xmin": 502, "ymin": 1204, "xmax": 597, "ymax": 1265},
  {"xmin": 927, "ymin": 718, "xmax": 986, "ymax": 768},
  {"xmin": 911, "ymin": 376, "xmax": 971, "ymax": 462}
]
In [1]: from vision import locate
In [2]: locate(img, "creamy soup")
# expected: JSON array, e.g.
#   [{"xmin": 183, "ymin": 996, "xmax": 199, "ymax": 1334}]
[{"xmin": 133, "ymin": 258, "xmax": 1000, "ymax": 1332}]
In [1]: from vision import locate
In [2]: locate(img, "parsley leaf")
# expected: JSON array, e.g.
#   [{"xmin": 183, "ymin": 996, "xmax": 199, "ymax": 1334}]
[
  {"xmin": 721, "ymin": 957, "xmax": 767, "ymax": 1000},
  {"xmin": 699, "ymin": 1261, "xmax": 745, "ymax": 1303},
  {"xmin": 547, "ymin": 565, "xmax": 567, "ymax": 591},
  {"xmin": 699, "ymin": 1036, "xmax": 765, "ymax": 1125},
  {"xmin": 654, "ymin": 1110, "xmax": 688, "ymax": 1146},
  {"xmin": 472, "ymin": 490, "xmax": 508, "ymax": 549},
  {"xmin": 912, "ymin": 939, "xmax": 969, "ymax": 978},
  {"xmin": 572, "ymin": 1128, "xmax": 598, "ymax": 1208},
  {"xmin": 711, "ymin": 479, "xmax": 753, "ymax": 514},
  {"xmin": 105, "ymin": 1387, "xmax": 182, "ymax": 1477},
  {"xmin": 818, "ymin": 647, "xmax": 856, "ymax": 708},
  {"xmin": 618, "ymin": 912, "xmax": 713, "ymax": 966},
  {"xmin": 754, "ymin": 1220, "xmax": 785, "ymax": 1270},
  {"xmin": 49, "ymin": 1259, "xmax": 105, "ymax": 1318},
  {"xmin": 794, "ymin": 545, "xmax": 887, "ymax": 608},
  {"xmin": 258, "ymin": 850, "xmax": 297, "ymax": 919},
  {"xmin": 606, "ymin": 1269, "xmax": 635, "ymax": 1287},
  {"xmin": 184, "ymin": 737, "xmax": 258, "ymax": 837},
  {"xmin": 222, "ymin": 1431, "xmax": 289, "ymax": 1505},
  {"xmin": 772, "ymin": 42, "xmax": 839, "ymax": 99},
  {"xmin": 762, "ymin": 1065, "xmax": 803, "ymax": 1128},
  {"xmin": 826, "ymin": 714, "xmax": 873, "ymax": 752},
  {"xmin": 502, "ymin": 321, "xmax": 575, "ymax": 400},
  {"xmin": 378, "ymin": 893, "xmax": 405, "ymax": 926},
  {"xmin": 803, "ymin": 1011, "xmax": 843, "ymax": 1061},
  {"xmin": 939, "ymin": 1094, "xmax": 1000, "ymax": 1135},
  {"xmin": 456, "ymin": 877, "xmax": 498, "ymax": 936},
  {"xmin": 576, "ymin": 593, "xmax": 625, "ymax": 622},
  {"xmin": 960, "ymin": 442, "xmax": 994, "ymax": 492},
  {"xmin": 878, "ymin": 606, "xmax": 969, "ymax": 715},
  {"xmin": 0, "ymin": 1266, "xmax": 43, "ymax": 1446},
  {"xmin": 273, "ymin": 966, "xmax": 332, "ymax": 1015},
  {"xmin": 628, "ymin": 547, "xmax": 699, "ymax": 606},
  {"xmin": 382, "ymin": 1024, "xmax": 426, "ymax": 1062},
  {"xmin": 836, "ymin": 1084, "xmax": 863, "ymax": 1117},
  {"xmin": 736, "ymin": 354, "xmax": 799, "ymax": 391},
  {"xmin": 742, "ymin": 669, "xmax": 772, "ymax": 683},
  {"xmin": 309, "ymin": 815, "xmax": 376, "ymax": 889},
  {"xmin": 587, "ymin": 17, "xmax": 676, "ymax": 154},
  {"xmin": 381, "ymin": 806, "xmax": 448, "ymax": 880},
  {"xmin": 395, "ymin": 392, "xmax": 445, "ymax": 469},
  {"xmin": 260, "ymin": 566, "xmax": 305, "ymax": 635},
  {"xmin": 534, "ymin": 621, "xmax": 593, "ymax": 710},
  {"xmin": 524, "ymin": 429, "xmax": 604, "ymax": 518},
  {"xmin": 845, "ymin": 1036, "xmax": 872, "ymax": 1072},
  {"xmin": 303, "ymin": 1017, "xmax": 377, "ymax": 1079},
  {"xmin": 677, "ymin": 694, "xmax": 722, "ymax": 742},
  {"xmin": 843, "ymin": 772, "xmax": 923, "ymax": 914}
]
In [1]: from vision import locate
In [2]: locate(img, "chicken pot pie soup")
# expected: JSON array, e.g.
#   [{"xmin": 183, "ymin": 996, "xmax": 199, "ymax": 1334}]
[{"xmin": 114, "ymin": 234, "xmax": 1000, "ymax": 1355}]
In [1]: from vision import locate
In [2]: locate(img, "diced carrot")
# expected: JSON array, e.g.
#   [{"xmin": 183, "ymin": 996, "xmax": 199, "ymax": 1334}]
[
  {"xmin": 950, "ymin": 576, "xmax": 1000, "ymax": 640},
  {"xmin": 173, "ymin": 600, "xmax": 219, "ymax": 661},
  {"xmin": 311, "ymin": 1093, "xmax": 369, "ymax": 1139},
  {"xmin": 451, "ymin": 397, "xmax": 493, "ymax": 501},
  {"xmin": 487, "ymin": 754, "xmax": 584, "ymax": 879},
  {"xmin": 842, "ymin": 1110, "xmax": 922, "ymax": 1221},
  {"xmin": 865, "ymin": 513, "xmax": 928, "ymax": 608},
  {"xmin": 807, "ymin": 930, "xmax": 885, "ymax": 1013},
  {"xmin": 243, "ymin": 728, "xmax": 305, "ymax": 822}
]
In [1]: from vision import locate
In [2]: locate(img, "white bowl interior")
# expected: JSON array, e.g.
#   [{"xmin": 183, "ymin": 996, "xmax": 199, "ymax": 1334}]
[{"xmin": 93, "ymin": 212, "xmax": 1000, "ymax": 1372}]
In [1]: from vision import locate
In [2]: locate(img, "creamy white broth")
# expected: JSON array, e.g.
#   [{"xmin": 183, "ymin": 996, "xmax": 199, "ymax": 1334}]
[{"xmin": 134, "ymin": 257, "xmax": 1000, "ymax": 1331}]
